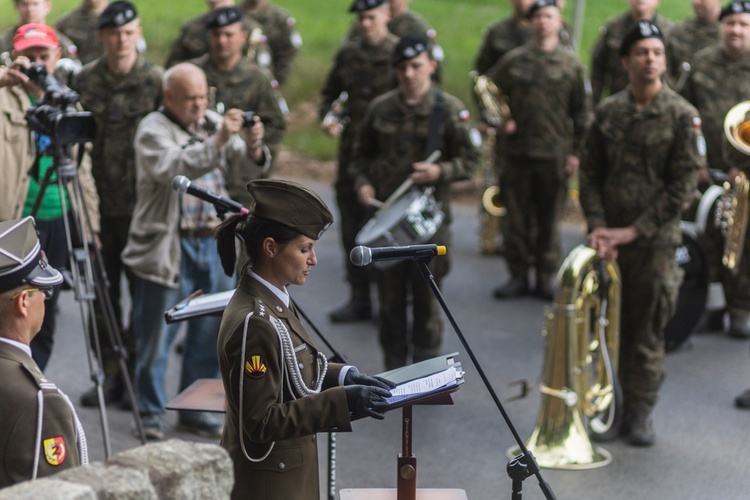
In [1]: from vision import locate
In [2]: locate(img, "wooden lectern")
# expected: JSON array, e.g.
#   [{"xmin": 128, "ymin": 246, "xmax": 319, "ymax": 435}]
[{"xmin": 340, "ymin": 354, "xmax": 467, "ymax": 500}]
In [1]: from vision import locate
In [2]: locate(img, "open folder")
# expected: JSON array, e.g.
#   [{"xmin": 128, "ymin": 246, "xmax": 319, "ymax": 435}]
[
  {"xmin": 164, "ymin": 289, "xmax": 234, "ymax": 323},
  {"xmin": 377, "ymin": 353, "xmax": 464, "ymax": 411}
]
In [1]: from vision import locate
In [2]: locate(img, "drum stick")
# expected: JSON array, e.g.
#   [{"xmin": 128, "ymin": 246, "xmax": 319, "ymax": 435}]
[{"xmin": 378, "ymin": 150, "xmax": 442, "ymax": 214}]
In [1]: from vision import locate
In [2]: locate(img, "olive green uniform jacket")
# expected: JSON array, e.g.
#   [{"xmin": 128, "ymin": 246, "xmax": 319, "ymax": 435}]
[
  {"xmin": 56, "ymin": 6, "xmax": 104, "ymax": 65},
  {"xmin": 0, "ymin": 341, "xmax": 81, "ymax": 487},
  {"xmin": 218, "ymin": 273, "xmax": 351, "ymax": 500}
]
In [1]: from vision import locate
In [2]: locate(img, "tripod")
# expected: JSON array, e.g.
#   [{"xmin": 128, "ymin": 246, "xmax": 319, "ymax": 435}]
[{"xmin": 30, "ymin": 139, "xmax": 145, "ymax": 457}]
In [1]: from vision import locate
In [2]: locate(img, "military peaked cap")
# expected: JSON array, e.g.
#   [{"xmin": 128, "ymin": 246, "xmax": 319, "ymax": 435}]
[
  {"xmin": 349, "ymin": 0, "xmax": 387, "ymax": 13},
  {"xmin": 96, "ymin": 1, "xmax": 139, "ymax": 29},
  {"xmin": 246, "ymin": 180, "xmax": 333, "ymax": 240},
  {"xmin": 619, "ymin": 20, "xmax": 664, "ymax": 56},
  {"xmin": 0, "ymin": 217, "xmax": 63, "ymax": 294},
  {"xmin": 391, "ymin": 32, "xmax": 432, "ymax": 65},
  {"xmin": 720, "ymin": 1, "xmax": 750, "ymax": 20},
  {"xmin": 527, "ymin": 0, "xmax": 558, "ymax": 18},
  {"xmin": 205, "ymin": 6, "xmax": 244, "ymax": 29}
]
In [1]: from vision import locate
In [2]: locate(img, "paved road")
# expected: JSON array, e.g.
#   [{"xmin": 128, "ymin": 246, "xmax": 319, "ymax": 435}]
[{"xmin": 46, "ymin": 177, "xmax": 750, "ymax": 499}]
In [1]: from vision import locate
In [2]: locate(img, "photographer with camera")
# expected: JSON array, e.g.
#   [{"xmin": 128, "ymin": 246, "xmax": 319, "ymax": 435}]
[
  {"xmin": 0, "ymin": 23, "xmax": 100, "ymax": 371},
  {"xmin": 121, "ymin": 62, "xmax": 269, "ymax": 439}
]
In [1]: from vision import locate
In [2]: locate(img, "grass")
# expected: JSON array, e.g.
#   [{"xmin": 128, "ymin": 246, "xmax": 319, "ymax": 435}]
[{"xmin": 2, "ymin": 0, "xmax": 696, "ymax": 160}]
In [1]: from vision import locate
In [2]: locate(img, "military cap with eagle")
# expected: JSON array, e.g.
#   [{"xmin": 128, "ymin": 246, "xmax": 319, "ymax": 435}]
[
  {"xmin": 0, "ymin": 217, "xmax": 63, "ymax": 294},
  {"xmin": 96, "ymin": 1, "xmax": 138, "ymax": 29}
]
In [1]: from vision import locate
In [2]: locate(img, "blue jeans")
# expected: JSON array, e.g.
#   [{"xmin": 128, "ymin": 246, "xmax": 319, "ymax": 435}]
[{"xmin": 132, "ymin": 236, "xmax": 234, "ymax": 416}]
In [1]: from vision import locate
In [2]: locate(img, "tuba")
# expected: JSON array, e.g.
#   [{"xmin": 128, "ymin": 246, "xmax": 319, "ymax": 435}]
[
  {"xmin": 722, "ymin": 101, "xmax": 750, "ymax": 273},
  {"xmin": 509, "ymin": 245, "xmax": 622, "ymax": 469},
  {"xmin": 471, "ymin": 71, "xmax": 510, "ymax": 254}
]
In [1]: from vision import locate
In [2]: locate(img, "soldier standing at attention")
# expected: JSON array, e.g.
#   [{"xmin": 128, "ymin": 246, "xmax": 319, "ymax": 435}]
[
  {"xmin": 351, "ymin": 33, "xmax": 479, "ymax": 369},
  {"xmin": 488, "ymin": 0, "xmax": 590, "ymax": 300},
  {"xmin": 55, "ymin": 0, "xmax": 110, "ymax": 65},
  {"xmin": 0, "ymin": 217, "xmax": 87, "ymax": 487},
  {"xmin": 71, "ymin": 0, "xmax": 164, "ymax": 409},
  {"xmin": 682, "ymin": 1, "xmax": 750, "ymax": 339},
  {"xmin": 474, "ymin": 0, "xmax": 535, "ymax": 76},
  {"xmin": 320, "ymin": 0, "xmax": 398, "ymax": 323},
  {"xmin": 188, "ymin": 6, "xmax": 286, "ymax": 206},
  {"xmin": 241, "ymin": 0, "xmax": 302, "ymax": 87},
  {"xmin": 665, "ymin": 0, "xmax": 721, "ymax": 91},
  {"xmin": 580, "ymin": 21, "xmax": 704, "ymax": 446},
  {"xmin": 590, "ymin": 0, "xmax": 672, "ymax": 103},
  {"xmin": 0, "ymin": 0, "xmax": 78, "ymax": 61},
  {"xmin": 164, "ymin": 0, "xmax": 272, "ymax": 74}
]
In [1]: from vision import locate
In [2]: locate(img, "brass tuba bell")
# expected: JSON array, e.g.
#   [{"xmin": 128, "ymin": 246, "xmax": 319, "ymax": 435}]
[
  {"xmin": 722, "ymin": 102, "xmax": 750, "ymax": 273},
  {"xmin": 509, "ymin": 245, "xmax": 622, "ymax": 469}
]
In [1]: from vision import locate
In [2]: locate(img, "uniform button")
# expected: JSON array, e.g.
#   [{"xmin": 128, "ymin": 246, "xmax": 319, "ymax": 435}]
[
  {"xmin": 276, "ymin": 306, "xmax": 283, "ymax": 313},
  {"xmin": 298, "ymin": 362, "xmax": 304, "ymax": 369},
  {"xmin": 279, "ymin": 462, "xmax": 286, "ymax": 470}
]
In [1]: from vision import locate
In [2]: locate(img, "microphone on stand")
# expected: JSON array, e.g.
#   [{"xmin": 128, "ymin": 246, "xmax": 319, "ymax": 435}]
[
  {"xmin": 350, "ymin": 244, "xmax": 446, "ymax": 267},
  {"xmin": 171, "ymin": 175, "xmax": 248, "ymax": 215}
]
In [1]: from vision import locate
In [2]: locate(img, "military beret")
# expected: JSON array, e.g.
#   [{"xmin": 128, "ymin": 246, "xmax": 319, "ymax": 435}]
[
  {"xmin": 619, "ymin": 20, "xmax": 664, "ymax": 57},
  {"xmin": 204, "ymin": 6, "xmax": 243, "ymax": 29},
  {"xmin": 246, "ymin": 179, "xmax": 333, "ymax": 240},
  {"xmin": 527, "ymin": 0, "xmax": 558, "ymax": 18},
  {"xmin": 720, "ymin": 1, "xmax": 750, "ymax": 20},
  {"xmin": 96, "ymin": 1, "xmax": 138, "ymax": 29},
  {"xmin": 391, "ymin": 32, "xmax": 432, "ymax": 65},
  {"xmin": 0, "ymin": 217, "xmax": 63, "ymax": 295},
  {"xmin": 349, "ymin": 0, "xmax": 387, "ymax": 13}
]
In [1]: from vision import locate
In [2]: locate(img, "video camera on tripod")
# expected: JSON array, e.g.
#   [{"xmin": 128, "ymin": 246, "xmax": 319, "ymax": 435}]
[{"xmin": 22, "ymin": 62, "xmax": 96, "ymax": 146}]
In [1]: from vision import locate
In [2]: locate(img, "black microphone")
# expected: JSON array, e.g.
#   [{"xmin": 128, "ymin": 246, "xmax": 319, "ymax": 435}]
[
  {"xmin": 350, "ymin": 244, "xmax": 447, "ymax": 267},
  {"xmin": 171, "ymin": 175, "xmax": 248, "ymax": 215}
]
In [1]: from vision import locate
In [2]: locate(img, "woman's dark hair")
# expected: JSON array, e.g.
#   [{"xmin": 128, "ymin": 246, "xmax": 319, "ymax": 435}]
[{"xmin": 215, "ymin": 213, "xmax": 301, "ymax": 277}]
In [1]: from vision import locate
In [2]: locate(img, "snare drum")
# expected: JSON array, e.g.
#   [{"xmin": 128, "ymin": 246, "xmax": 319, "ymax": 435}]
[{"xmin": 355, "ymin": 188, "xmax": 444, "ymax": 268}]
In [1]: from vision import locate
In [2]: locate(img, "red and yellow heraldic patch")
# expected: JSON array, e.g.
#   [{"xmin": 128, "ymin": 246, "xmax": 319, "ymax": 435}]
[
  {"xmin": 43, "ymin": 436, "xmax": 67, "ymax": 466},
  {"xmin": 245, "ymin": 354, "xmax": 268, "ymax": 379}
]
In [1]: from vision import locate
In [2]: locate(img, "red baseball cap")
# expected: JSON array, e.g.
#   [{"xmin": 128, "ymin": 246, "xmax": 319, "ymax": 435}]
[{"xmin": 13, "ymin": 24, "xmax": 59, "ymax": 52}]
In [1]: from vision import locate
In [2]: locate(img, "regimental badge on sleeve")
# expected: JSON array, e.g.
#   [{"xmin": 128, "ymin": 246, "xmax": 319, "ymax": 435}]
[
  {"xmin": 245, "ymin": 354, "xmax": 268, "ymax": 379},
  {"xmin": 43, "ymin": 436, "xmax": 67, "ymax": 466}
]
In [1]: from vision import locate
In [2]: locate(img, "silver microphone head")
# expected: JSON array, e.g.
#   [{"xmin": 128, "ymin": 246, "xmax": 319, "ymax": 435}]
[
  {"xmin": 350, "ymin": 246, "xmax": 372, "ymax": 267},
  {"xmin": 172, "ymin": 175, "xmax": 191, "ymax": 194}
]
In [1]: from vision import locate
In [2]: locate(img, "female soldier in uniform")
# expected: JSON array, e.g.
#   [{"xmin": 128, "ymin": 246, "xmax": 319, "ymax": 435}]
[{"xmin": 214, "ymin": 178, "xmax": 393, "ymax": 500}]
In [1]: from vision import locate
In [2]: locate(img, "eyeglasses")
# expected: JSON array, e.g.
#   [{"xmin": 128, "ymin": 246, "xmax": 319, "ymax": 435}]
[{"xmin": 9, "ymin": 287, "xmax": 54, "ymax": 301}]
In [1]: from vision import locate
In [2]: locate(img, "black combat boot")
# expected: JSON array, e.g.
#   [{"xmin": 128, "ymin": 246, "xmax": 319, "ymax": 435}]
[
  {"xmin": 728, "ymin": 309, "xmax": 750, "ymax": 338},
  {"xmin": 493, "ymin": 275, "xmax": 529, "ymax": 299},
  {"xmin": 535, "ymin": 273, "xmax": 555, "ymax": 301},
  {"xmin": 628, "ymin": 410, "xmax": 655, "ymax": 447}
]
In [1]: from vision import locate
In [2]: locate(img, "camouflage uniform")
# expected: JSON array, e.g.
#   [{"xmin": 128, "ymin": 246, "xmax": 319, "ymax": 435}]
[
  {"xmin": 71, "ymin": 54, "xmax": 164, "ymax": 375},
  {"xmin": 350, "ymin": 87, "xmax": 479, "ymax": 369},
  {"xmin": 682, "ymin": 46, "xmax": 750, "ymax": 314},
  {"xmin": 163, "ymin": 12, "xmax": 273, "ymax": 73},
  {"xmin": 590, "ymin": 12, "xmax": 673, "ymax": 103},
  {"xmin": 474, "ymin": 15, "xmax": 573, "ymax": 76},
  {"xmin": 188, "ymin": 53, "xmax": 286, "ymax": 206},
  {"xmin": 346, "ymin": 9, "xmax": 444, "ymax": 82},
  {"xmin": 580, "ymin": 85, "xmax": 703, "ymax": 414},
  {"xmin": 665, "ymin": 16, "xmax": 719, "ymax": 91},
  {"xmin": 55, "ymin": 6, "xmax": 104, "ymax": 65},
  {"xmin": 319, "ymin": 34, "xmax": 398, "ymax": 305},
  {"xmin": 242, "ymin": 1, "xmax": 301, "ymax": 87},
  {"xmin": 487, "ymin": 44, "xmax": 590, "ymax": 281}
]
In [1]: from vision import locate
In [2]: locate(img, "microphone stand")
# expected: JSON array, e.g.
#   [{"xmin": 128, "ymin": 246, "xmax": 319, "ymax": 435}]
[{"xmin": 413, "ymin": 256, "xmax": 556, "ymax": 500}]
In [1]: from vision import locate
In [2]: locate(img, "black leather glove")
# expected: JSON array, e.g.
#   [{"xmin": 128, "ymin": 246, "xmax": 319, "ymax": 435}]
[
  {"xmin": 344, "ymin": 385, "xmax": 392, "ymax": 420},
  {"xmin": 344, "ymin": 368, "xmax": 397, "ymax": 391}
]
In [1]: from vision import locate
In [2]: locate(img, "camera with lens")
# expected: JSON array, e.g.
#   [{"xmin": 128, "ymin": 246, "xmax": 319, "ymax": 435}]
[
  {"xmin": 22, "ymin": 63, "xmax": 96, "ymax": 146},
  {"xmin": 241, "ymin": 111, "xmax": 260, "ymax": 128}
]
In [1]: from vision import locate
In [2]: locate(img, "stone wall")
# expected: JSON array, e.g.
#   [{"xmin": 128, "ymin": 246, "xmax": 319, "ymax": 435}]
[{"xmin": 0, "ymin": 440, "xmax": 233, "ymax": 499}]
